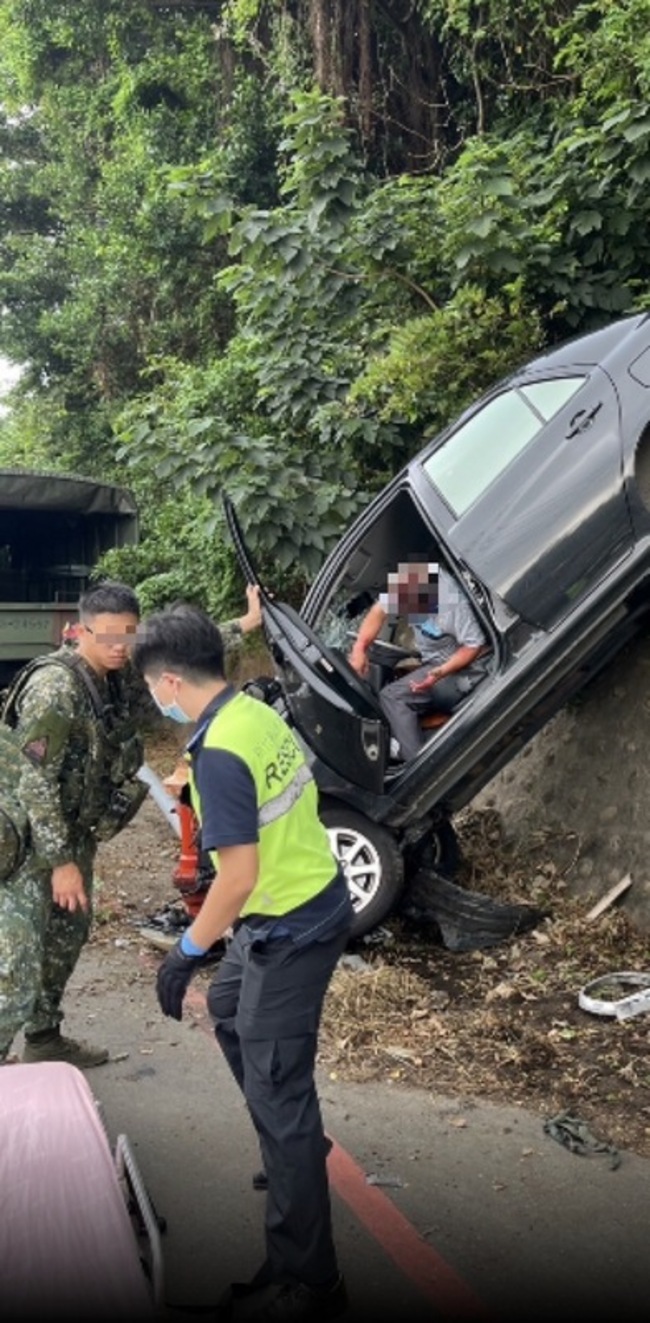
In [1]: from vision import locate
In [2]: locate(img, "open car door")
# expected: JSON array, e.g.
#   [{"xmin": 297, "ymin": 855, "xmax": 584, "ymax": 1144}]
[{"xmin": 223, "ymin": 495, "xmax": 389, "ymax": 794}]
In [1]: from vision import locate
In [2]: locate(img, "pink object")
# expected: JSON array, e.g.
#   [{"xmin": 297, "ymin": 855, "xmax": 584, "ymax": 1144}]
[{"xmin": 0, "ymin": 1062, "xmax": 156, "ymax": 1318}]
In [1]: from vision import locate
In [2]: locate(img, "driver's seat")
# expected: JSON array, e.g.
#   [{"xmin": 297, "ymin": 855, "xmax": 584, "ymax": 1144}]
[{"xmin": 420, "ymin": 711, "xmax": 450, "ymax": 731}]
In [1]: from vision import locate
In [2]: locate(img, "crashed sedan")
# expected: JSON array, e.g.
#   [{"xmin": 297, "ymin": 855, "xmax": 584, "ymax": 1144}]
[{"xmin": 226, "ymin": 310, "xmax": 650, "ymax": 937}]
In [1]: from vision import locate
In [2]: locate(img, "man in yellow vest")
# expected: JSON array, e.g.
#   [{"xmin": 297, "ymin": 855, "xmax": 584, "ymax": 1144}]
[{"xmin": 132, "ymin": 603, "xmax": 352, "ymax": 1323}]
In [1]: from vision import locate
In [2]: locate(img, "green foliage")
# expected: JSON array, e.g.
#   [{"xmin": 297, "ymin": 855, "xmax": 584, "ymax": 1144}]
[
  {"xmin": 96, "ymin": 482, "xmax": 243, "ymax": 620},
  {"xmin": 0, "ymin": 395, "xmax": 55, "ymax": 470},
  {"xmin": 2, "ymin": 0, "xmax": 650, "ymax": 601},
  {"xmin": 0, "ymin": 3, "xmax": 236, "ymax": 467},
  {"xmin": 348, "ymin": 286, "xmax": 543, "ymax": 432},
  {"xmin": 114, "ymin": 354, "xmax": 367, "ymax": 587},
  {"xmin": 118, "ymin": 91, "xmax": 373, "ymax": 579}
]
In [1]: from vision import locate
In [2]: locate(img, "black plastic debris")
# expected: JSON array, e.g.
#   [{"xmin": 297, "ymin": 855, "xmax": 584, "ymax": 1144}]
[
  {"xmin": 543, "ymin": 1112, "xmax": 621, "ymax": 1170},
  {"xmin": 399, "ymin": 868, "xmax": 547, "ymax": 952}
]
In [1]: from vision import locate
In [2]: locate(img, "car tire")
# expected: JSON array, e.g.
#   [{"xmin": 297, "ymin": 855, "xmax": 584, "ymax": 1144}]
[
  {"xmin": 409, "ymin": 818, "xmax": 460, "ymax": 879},
  {"xmin": 319, "ymin": 803, "xmax": 404, "ymax": 939}
]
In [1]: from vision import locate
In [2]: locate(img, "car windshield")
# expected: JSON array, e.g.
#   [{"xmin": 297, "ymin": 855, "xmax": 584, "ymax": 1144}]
[{"xmin": 422, "ymin": 376, "xmax": 585, "ymax": 515}]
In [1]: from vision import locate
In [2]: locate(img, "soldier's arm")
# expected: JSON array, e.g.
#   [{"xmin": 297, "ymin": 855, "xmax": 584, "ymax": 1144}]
[
  {"xmin": 220, "ymin": 584, "xmax": 263, "ymax": 652},
  {"xmin": 14, "ymin": 669, "xmax": 80, "ymax": 868}
]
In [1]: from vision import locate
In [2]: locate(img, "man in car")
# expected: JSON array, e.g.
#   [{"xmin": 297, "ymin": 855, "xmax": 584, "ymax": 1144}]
[{"xmin": 348, "ymin": 560, "xmax": 489, "ymax": 761}]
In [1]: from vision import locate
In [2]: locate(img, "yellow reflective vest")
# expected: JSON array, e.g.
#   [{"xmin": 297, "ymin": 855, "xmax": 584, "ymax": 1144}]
[{"xmin": 189, "ymin": 691, "xmax": 336, "ymax": 917}]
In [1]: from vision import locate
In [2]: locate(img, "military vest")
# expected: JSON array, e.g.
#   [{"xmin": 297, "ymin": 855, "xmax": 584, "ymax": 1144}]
[
  {"xmin": 189, "ymin": 690, "xmax": 336, "ymax": 917},
  {"xmin": 0, "ymin": 723, "xmax": 30, "ymax": 882},
  {"xmin": 2, "ymin": 649, "xmax": 148, "ymax": 843}
]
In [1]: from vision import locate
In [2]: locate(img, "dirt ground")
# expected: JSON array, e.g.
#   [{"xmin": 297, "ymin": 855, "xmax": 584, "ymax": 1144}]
[{"xmin": 91, "ymin": 722, "xmax": 650, "ymax": 1165}]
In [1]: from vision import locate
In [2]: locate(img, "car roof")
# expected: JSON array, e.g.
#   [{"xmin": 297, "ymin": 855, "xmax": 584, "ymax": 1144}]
[{"xmin": 510, "ymin": 312, "xmax": 650, "ymax": 377}]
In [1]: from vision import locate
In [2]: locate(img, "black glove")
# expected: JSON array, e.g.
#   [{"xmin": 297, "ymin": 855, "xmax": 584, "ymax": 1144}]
[{"xmin": 156, "ymin": 942, "xmax": 203, "ymax": 1020}]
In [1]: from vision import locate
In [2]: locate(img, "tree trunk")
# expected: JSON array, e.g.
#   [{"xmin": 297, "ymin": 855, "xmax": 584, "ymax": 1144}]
[{"xmin": 306, "ymin": 0, "xmax": 450, "ymax": 170}]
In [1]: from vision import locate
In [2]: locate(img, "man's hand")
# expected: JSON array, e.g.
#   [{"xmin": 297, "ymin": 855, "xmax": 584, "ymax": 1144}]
[
  {"xmin": 156, "ymin": 942, "xmax": 204, "ymax": 1020},
  {"xmin": 348, "ymin": 602, "xmax": 387, "ymax": 676},
  {"xmin": 348, "ymin": 644, "xmax": 369, "ymax": 676},
  {"xmin": 409, "ymin": 670, "xmax": 440, "ymax": 695},
  {"xmin": 240, "ymin": 584, "xmax": 263, "ymax": 634},
  {"xmin": 52, "ymin": 862, "xmax": 89, "ymax": 913}
]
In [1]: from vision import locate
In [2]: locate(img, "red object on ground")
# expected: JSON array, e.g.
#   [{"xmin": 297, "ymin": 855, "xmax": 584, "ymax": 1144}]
[{"xmin": 172, "ymin": 799, "xmax": 210, "ymax": 918}]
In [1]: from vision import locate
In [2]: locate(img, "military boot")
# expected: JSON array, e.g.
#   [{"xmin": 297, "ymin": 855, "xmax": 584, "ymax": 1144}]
[{"xmin": 22, "ymin": 1029, "xmax": 109, "ymax": 1069}]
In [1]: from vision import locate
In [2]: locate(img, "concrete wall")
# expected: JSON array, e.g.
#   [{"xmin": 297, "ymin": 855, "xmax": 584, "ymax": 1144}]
[{"xmin": 472, "ymin": 627, "xmax": 650, "ymax": 929}]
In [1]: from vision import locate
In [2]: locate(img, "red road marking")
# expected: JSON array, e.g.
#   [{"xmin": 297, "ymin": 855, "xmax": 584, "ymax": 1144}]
[
  {"xmin": 145, "ymin": 960, "xmax": 490, "ymax": 1317},
  {"xmin": 189, "ymin": 986, "xmax": 488, "ymax": 1316},
  {"xmin": 327, "ymin": 1138, "xmax": 490, "ymax": 1319}
]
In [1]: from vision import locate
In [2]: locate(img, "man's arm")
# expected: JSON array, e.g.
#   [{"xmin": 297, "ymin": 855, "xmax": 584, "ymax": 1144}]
[
  {"xmin": 15, "ymin": 670, "xmax": 89, "ymax": 912},
  {"xmin": 155, "ymin": 746, "xmax": 260, "ymax": 1020},
  {"xmin": 185, "ymin": 843, "xmax": 258, "ymax": 947},
  {"xmin": 409, "ymin": 643, "xmax": 486, "ymax": 694},
  {"xmin": 220, "ymin": 584, "xmax": 263, "ymax": 652},
  {"xmin": 155, "ymin": 845, "xmax": 258, "ymax": 1021},
  {"xmin": 348, "ymin": 602, "xmax": 387, "ymax": 676}
]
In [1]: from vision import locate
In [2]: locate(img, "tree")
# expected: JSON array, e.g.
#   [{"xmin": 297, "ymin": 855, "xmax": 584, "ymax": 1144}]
[{"xmin": 2, "ymin": 0, "xmax": 650, "ymax": 596}]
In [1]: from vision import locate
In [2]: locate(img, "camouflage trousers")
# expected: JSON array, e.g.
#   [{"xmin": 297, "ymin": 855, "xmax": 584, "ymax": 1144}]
[{"xmin": 0, "ymin": 838, "xmax": 96, "ymax": 1058}]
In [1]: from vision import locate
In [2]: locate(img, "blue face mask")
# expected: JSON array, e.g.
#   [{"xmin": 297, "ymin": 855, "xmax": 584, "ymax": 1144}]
[
  {"xmin": 162, "ymin": 701, "xmax": 193, "ymax": 725},
  {"xmin": 151, "ymin": 689, "xmax": 193, "ymax": 725}
]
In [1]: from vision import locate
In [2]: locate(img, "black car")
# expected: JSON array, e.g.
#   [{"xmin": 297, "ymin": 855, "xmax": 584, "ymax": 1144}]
[{"xmin": 226, "ymin": 310, "xmax": 650, "ymax": 937}]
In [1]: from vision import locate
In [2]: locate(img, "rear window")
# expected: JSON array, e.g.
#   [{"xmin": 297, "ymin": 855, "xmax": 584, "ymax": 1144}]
[{"xmin": 422, "ymin": 376, "xmax": 585, "ymax": 515}]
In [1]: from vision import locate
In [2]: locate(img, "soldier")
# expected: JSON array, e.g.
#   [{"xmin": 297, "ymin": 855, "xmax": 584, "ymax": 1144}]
[
  {"xmin": 0, "ymin": 580, "xmax": 262, "ymax": 1069},
  {"xmin": 0, "ymin": 580, "xmax": 149, "ymax": 1067}
]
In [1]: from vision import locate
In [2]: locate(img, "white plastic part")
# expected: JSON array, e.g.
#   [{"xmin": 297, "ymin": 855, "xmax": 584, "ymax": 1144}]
[
  {"xmin": 578, "ymin": 970, "xmax": 650, "ymax": 1020},
  {"xmin": 136, "ymin": 762, "xmax": 181, "ymax": 837}
]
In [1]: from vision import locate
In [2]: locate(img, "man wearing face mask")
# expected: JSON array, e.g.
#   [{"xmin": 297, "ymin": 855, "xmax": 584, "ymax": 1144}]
[
  {"xmin": 152, "ymin": 586, "xmax": 263, "ymax": 725},
  {"xmin": 132, "ymin": 603, "xmax": 352, "ymax": 1323}
]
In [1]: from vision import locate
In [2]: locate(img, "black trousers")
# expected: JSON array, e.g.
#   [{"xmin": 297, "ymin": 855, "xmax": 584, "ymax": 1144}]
[{"xmin": 207, "ymin": 923, "xmax": 349, "ymax": 1289}]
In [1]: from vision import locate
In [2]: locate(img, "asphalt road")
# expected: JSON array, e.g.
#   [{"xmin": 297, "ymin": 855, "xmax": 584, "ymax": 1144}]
[
  {"xmin": 19, "ymin": 938, "xmax": 647, "ymax": 1323},
  {"xmin": 19, "ymin": 941, "xmax": 646, "ymax": 1323}
]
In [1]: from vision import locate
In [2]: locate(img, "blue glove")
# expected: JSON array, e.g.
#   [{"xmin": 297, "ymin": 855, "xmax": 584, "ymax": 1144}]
[{"xmin": 156, "ymin": 941, "xmax": 204, "ymax": 1020}]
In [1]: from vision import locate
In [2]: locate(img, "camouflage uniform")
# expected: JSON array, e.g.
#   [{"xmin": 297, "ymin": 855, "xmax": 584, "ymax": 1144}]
[
  {"xmin": 0, "ymin": 650, "xmax": 154, "ymax": 1058},
  {"xmin": 220, "ymin": 618, "xmax": 246, "ymax": 661},
  {"xmin": 0, "ymin": 618, "xmax": 247, "ymax": 1059}
]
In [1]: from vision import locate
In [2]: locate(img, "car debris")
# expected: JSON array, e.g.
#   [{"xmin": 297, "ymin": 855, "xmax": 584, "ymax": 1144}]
[{"xmin": 578, "ymin": 970, "xmax": 650, "ymax": 1020}]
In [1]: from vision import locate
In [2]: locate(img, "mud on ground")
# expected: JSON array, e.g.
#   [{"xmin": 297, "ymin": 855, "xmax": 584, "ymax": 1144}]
[{"xmin": 91, "ymin": 725, "xmax": 650, "ymax": 1162}]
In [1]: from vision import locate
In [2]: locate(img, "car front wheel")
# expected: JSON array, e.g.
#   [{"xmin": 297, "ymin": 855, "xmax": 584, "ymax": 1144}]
[
  {"xmin": 406, "ymin": 818, "xmax": 460, "ymax": 880},
  {"xmin": 319, "ymin": 803, "xmax": 404, "ymax": 939}
]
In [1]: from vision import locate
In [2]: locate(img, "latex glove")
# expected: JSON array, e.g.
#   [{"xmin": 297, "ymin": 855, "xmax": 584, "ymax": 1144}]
[{"xmin": 156, "ymin": 942, "xmax": 203, "ymax": 1020}]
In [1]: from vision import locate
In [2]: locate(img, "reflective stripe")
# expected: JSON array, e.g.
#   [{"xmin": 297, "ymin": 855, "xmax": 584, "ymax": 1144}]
[{"xmin": 258, "ymin": 762, "xmax": 312, "ymax": 828}]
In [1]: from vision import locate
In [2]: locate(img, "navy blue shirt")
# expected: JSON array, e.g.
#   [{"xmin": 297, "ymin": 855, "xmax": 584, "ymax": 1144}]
[{"xmin": 186, "ymin": 687, "xmax": 352, "ymax": 946}]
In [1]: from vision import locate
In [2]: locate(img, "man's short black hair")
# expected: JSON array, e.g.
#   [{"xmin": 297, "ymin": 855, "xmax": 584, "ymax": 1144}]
[
  {"xmin": 132, "ymin": 603, "xmax": 225, "ymax": 682},
  {"xmin": 79, "ymin": 580, "xmax": 141, "ymax": 620}
]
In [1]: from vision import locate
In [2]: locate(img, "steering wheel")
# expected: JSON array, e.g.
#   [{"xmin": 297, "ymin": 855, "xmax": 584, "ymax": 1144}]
[{"xmin": 367, "ymin": 639, "xmax": 420, "ymax": 667}]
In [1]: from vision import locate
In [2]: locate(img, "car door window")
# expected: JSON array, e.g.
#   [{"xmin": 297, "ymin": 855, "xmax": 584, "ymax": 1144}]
[{"xmin": 423, "ymin": 377, "xmax": 585, "ymax": 516}]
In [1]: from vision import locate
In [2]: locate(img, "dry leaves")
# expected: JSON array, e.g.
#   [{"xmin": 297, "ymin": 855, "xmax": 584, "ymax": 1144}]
[
  {"xmin": 91, "ymin": 731, "xmax": 650, "ymax": 1161},
  {"xmin": 318, "ymin": 807, "xmax": 650, "ymax": 1159}
]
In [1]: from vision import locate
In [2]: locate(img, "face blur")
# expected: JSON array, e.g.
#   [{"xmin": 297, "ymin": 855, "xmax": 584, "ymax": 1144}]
[
  {"xmin": 387, "ymin": 562, "xmax": 432, "ymax": 614},
  {"xmin": 76, "ymin": 612, "xmax": 140, "ymax": 674}
]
